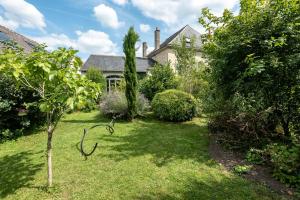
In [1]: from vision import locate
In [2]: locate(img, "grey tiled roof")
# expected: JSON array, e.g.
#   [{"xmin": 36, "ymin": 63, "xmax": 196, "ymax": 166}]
[
  {"xmin": 0, "ymin": 25, "xmax": 39, "ymax": 53},
  {"xmin": 148, "ymin": 25, "xmax": 201, "ymax": 57},
  {"xmin": 81, "ymin": 55, "xmax": 155, "ymax": 73}
]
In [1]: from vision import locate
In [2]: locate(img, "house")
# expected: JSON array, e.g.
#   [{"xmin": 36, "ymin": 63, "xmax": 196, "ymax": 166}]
[
  {"xmin": 147, "ymin": 25, "xmax": 202, "ymax": 68},
  {"xmin": 81, "ymin": 55, "xmax": 155, "ymax": 91},
  {"xmin": 81, "ymin": 25, "xmax": 202, "ymax": 91},
  {"xmin": 0, "ymin": 25, "xmax": 38, "ymax": 53}
]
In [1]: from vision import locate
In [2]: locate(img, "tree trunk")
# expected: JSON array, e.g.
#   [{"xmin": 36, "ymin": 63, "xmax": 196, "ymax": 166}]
[{"xmin": 47, "ymin": 126, "xmax": 54, "ymax": 187}]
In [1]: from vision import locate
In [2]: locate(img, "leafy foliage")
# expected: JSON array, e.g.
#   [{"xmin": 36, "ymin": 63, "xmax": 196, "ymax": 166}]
[
  {"xmin": 85, "ymin": 67, "xmax": 106, "ymax": 91},
  {"xmin": 200, "ymin": 0, "xmax": 300, "ymax": 189},
  {"xmin": 152, "ymin": 89, "xmax": 197, "ymax": 122},
  {"xmin": 0, "ymin": 73, "xmax": 45, "ymax": 141},
  {"xmin": 200, "ymin": 0, "xmax": 300, "ymax": 137},
  {"xmin": 233, "ymin": 165, "xmax": 253, "ymax": 175},
  {"xmin": 265, "ymin": 142, "xmax": 300, "ymax": 186},
  {"xmin": 123, "ymin": 27, "xmax": 139, "ymax": 120},
  {"xmin": 173, "ymin": 36, "xmax": 197, "ymax": 75},
  {"xmin": 139, "ymin": 63, "xmax": 178, "ymax": 100},
  {"xmin": 172, "ymin": 36, "xmax": 210, "ymax": 114},
  {"xmin": 0, "ymin": 45, "xmax": 100, "ymax": 186},
  {"xmin": 246, "ymin": 148, "xmax": 265, "ymax": 165},
  {"xmin": 82, "ymin": 67, "xmax": 106, "ymax": 111}
]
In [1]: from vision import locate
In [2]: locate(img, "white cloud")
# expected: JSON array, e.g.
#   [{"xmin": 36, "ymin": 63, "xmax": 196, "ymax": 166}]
[
  {"xmin": 30, "ymin": 30, "xmax": 118, "ymax": 55},
  {"xmin": 76, "ymin": 30, "xmax": 117, "ymax": 55},
  {"xmin": 131, "ymin": 0, "xmax": 238, "ymax": 30},
  {"xmin": 93, "ymin": 4, "xmax": 124, "ymax": 29},
  {"xmin": 31, "ymin": 33, "xmax": 75, "ymax": 51},
  {"xmin": 0, "ymin": 0, "xmax": 46, "ymax": 30},
  {"xmin": 0, "ymin": 16, "xmax": 18, "ymax": 30},
  {"xmin": 139, "ymin": 24, "xmax": 150, "ymax": 33},
  {"xmin": 112, "ymin": 0, "xmax": 127, "ymax": 6}
]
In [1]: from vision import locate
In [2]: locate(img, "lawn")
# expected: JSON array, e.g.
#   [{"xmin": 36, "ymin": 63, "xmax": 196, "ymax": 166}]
[{"xmin": 0, "ymin": 111, "xmax": 283, "ymax": 200}]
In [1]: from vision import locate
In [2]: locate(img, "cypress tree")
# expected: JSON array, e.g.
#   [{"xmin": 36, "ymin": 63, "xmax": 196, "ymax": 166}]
[{"xmin": 123, "ymin": 27, "xmax": 139, "ymax": 120}]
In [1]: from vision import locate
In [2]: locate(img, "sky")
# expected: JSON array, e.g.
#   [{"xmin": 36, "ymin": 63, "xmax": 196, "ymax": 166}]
[{"xmin": 0, "ymin": 0, "xmax": 240, "ymax": 61}]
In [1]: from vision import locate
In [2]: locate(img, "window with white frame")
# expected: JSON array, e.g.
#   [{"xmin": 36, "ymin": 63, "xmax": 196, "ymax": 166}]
[{"xmin": 106, "ymin": 75, "xmax": 122, "ymax": 92}]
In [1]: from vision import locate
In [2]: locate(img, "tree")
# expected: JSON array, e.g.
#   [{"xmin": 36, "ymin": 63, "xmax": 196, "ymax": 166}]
[
  {"xmin": 0, "ymin": 46, "xmax": 100, "ymax": 186},
  {"xmin": 172, "ymin": 36, "xmax": 209, "ymax": 99},
  {"xmin": 85, "ymin": 67, "xmax": 106, "ymax": 91},
  {"xmin": 199, "ymin": 0, "xmax": 300, "ymax": 137},
  {"xmin": 123, "ymin": 27, "xmax": 139, "ymax": 120},
  {"xmin": 173, "ymin": 36, "xmax": 197, "ymax": 76},
  {"xmin": 199, "ymin": 0, "xmax": 300, "ymax": 186},
  {"xmin": 139, "ymin": 63, "xmax": 178, "ymax": 100}
]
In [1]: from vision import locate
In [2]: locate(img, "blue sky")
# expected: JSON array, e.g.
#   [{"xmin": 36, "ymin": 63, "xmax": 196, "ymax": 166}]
[{"xmin": 0, "ymin": 0, "xmax": 239, "ymax": 61}]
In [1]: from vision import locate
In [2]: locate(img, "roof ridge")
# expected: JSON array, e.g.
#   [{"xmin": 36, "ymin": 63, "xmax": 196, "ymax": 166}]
[
  {"xmin": 147, "ymin": 24, "xmax": 202, "ymax": 58},
  {"xmin": 0, "ymin": 25, "xmax": 39, "ymax": 45},
  {"xmin": 90, "ymin": 54, "xmax": 151, "ymax": 59}
]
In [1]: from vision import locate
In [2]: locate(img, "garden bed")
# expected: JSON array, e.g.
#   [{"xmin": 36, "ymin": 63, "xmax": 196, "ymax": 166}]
[{"xmin": 209, "ymin": 133, "xmax": 296, "ymax": 199}]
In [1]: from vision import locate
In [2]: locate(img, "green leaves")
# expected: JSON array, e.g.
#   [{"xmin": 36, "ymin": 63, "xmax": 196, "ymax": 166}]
[
  {"xmin": 0, "ymin": 45, "xmax": 101, "ymax": 124},
  {"xmin": 66, "ymin": 97, "xmax": 74, "ymax": 110},
  {"xmin": 244, "ymin": 60, "xmax": 266, "ymax": 77},
  {"xmin": 39, "ymin": 102, "xmax": 51, "ymax": 112},
  {"xmin": 139, "ymin": 64, "xmax": 178, "ymax": 100}
]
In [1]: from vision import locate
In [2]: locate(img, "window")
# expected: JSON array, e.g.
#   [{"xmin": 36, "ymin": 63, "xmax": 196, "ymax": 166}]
[
  {"xmin": 106, "ymin": 75, "xmax": 122, "ymax": 92},
  {"xmin": 185, "ymin": 37, "xmax": 191, "ymax": 47}
]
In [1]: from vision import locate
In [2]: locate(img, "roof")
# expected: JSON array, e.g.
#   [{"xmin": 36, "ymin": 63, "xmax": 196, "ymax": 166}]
[
  {"xmin": 81, "ymin": 55, "xmax": 155, "ymax": 73},
  {"xmin": 0, "ymin": 25, "xmax": 39, "ymax": 53},
  {"xmin": 148, "ymin": 25, "xmax": 201, "ymax": 57}
]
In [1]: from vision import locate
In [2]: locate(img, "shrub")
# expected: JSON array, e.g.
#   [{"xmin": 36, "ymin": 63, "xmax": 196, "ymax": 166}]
[
  {"xmin": 151, "ymin": 89, "xmax": 196, "ymax": 122},
  {"xmin": 265, "ymin": 142, "xmax": 300, "ymax": 186},
  {"xmin": 100, "ymin": 91, "xmax": 127, "ymax": 117},
  {"xmin": 246, "ymin": 148, "xmax": 265, "ymax": 164},
  {"xmin": 233, "ymin": 165, "xmax": 252, "ymax": 175},
  {"xmin": 208, "ymin": 110, "xmax": 280, "ymax": 150},
  {"xmin": 137, "ymin": 93, "xmax": 150, "ymax": 115},
  {"xmin": 139, "ymin": 63, "xmax": 178, "ymax": 100},
  {"xmin": 100, "ymin": 91, "xmax": 149, "ymax": 118},
  {"xmin": 82, "ymin": 67, "xmax": 106, "ymax": 111},
  {"xmin": 85, "ymin": 67, "xmax": 106, "ymax": 91},
  {"xmin": 0, "ymin": 73, "xmax": 45, "ymax": 141}
]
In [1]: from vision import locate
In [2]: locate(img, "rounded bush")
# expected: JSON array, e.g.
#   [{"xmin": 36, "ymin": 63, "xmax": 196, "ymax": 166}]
[{"xmin": 151, "ymin": 89, "xmax": 197, "ymax": 122}]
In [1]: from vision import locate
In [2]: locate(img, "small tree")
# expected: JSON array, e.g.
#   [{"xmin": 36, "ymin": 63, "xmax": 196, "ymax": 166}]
[
  {"xmin": 123, "ymin": 27, "xmax": 139, "ymax": 120},
  {"xmin": 0, "ymin": 46, "xmax": 100, "ymax": 187},
  {"xmin": 139, "ymin": 63, "xmax": 178, "ymax": 100},
  {"xmin": 173, "ymin": 36, "xmax": 197, "ymax": 75},
  {"xmin": 173, "ymin": 36, "xmax": 209, "ymax": 98},
  {"xmin": 85, "ymin": 67, "xmax": 106, "ymax": 91}
]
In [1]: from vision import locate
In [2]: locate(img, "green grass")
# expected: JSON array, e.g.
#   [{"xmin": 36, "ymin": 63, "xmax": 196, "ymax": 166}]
[{"xmin": 0, "ymin": 111, "xmax": 283, "ymax": 200}]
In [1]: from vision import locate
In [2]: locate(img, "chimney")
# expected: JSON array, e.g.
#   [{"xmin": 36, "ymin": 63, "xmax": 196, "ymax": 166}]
[
  {"xmin": 154, "ymin": 27, "xmax": 160, "ymax": 50},
  {"xmin": 142, "ymin": 42, "xmax": 148, "ymax": 58}
]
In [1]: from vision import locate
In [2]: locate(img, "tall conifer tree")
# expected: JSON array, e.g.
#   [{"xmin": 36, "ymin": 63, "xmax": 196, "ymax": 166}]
[{"xmin": 123, "ymin": 27, "xmax": 139, "ymax": 120}]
